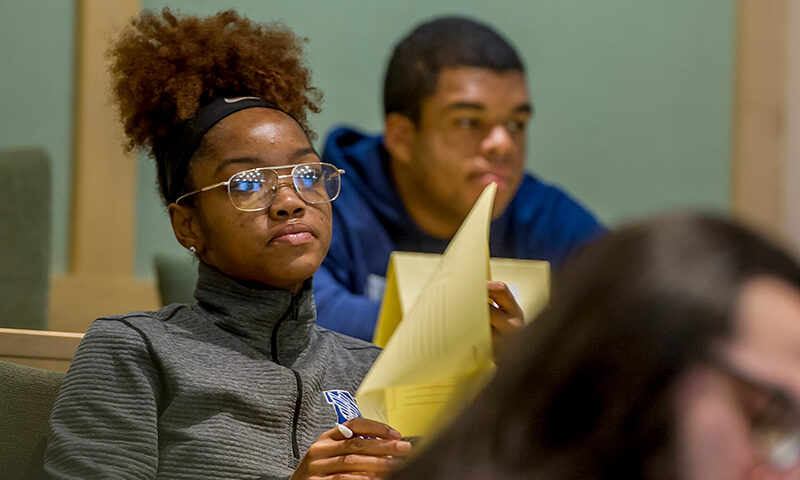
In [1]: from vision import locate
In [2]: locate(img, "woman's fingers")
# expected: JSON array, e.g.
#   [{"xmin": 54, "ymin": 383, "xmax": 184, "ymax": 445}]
[
  {"xmin": 310, "ymin": 452, "xmax": 405, "ymax": 475},
  {"xmin": 295, "ymin": 420, "xmax": 411, "ymax": 480},
  {"xmin": 306, "ymin": 418, "xmax": 411, "ymax": 464},
  {"xmin": 310, "ymin": 435, "xmax": 412, "ymax": 459},
  {"xmin": 311, "ymin": 475, "xmax": 379, "ymax": 480},
  {"xmin": 330, "ymin": 418, "xmax": 402, "ymax": 441},
  {"xmin": 337, "ymin": 423, "xmax": 355, "ymax": 439}
]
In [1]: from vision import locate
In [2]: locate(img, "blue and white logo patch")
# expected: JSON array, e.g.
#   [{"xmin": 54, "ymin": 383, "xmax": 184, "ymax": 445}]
[{"xmin": 323, "ymin": 390, "xmax": 362, "ymax": 424}]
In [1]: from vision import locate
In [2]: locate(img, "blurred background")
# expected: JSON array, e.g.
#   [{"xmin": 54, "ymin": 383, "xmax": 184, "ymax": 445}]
[{"xmin": 0, "ymin": 0, "xmax": 797, "ymax": 332}]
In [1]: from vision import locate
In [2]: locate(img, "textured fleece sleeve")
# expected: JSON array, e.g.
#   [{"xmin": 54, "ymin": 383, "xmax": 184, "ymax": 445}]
[
  {"xmin": 313, "ymin": 264, "xmax": 381, "ymax": 341},
  {"xmin": 42, "ymin": 318, "xmax": 163, "ymax": 480}
]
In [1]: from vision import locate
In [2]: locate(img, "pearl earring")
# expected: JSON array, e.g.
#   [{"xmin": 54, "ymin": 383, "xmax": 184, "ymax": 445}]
[{"xmin": 189, "ymin": 246, "xmax": 197, "ymax": 254}]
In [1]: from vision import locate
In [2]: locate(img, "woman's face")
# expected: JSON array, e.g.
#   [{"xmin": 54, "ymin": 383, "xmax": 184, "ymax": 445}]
[
  {"xmin": 674, "ymin": 277, "xmax": 800, "ymax": 480},
  {"xmin": 172, "ymin": 108, "xmax": 332, "ymax": 293}
]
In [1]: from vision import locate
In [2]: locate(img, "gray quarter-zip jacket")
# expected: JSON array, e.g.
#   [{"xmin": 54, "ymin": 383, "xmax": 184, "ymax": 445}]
[{"xmin": 42, "ymin": 262, "xmax": 381, "ymax": 480}]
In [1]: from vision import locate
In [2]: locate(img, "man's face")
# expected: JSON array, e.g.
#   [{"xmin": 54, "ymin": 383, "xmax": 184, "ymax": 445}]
[{"xmin": 405, "ymin": 67, "xmax": 531, "ymax": 225}]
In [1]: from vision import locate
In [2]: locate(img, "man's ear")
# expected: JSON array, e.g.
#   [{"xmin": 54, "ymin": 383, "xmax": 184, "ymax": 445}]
[
  {"xmin": 383, "ymin": 113, "xmax": 416, "ymax": 165},
  {"xmin": 168, "ymin": 202, "xmax": 204, "ymax": 254}
]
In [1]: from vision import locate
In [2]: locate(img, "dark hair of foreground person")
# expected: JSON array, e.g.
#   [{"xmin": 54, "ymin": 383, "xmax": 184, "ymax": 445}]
[{"xmin": 393, "ymin": 214, "xmax": 800, "ymax": 480}]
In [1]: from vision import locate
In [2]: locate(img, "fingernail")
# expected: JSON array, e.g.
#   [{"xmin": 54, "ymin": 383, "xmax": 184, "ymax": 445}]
[
  {"xmin": 397, "ymin": 440, "xmax": 412, "ymax": 452},
  {"xmin": 388, "ymin": 427, "xmax": 401, "ymax": 438},
  {"xmin": 337, "ymin": 423, "xmax": 354, "ymax": 439}
]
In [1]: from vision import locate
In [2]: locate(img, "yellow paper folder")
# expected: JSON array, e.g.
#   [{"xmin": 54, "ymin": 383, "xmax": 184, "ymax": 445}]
[
  {"xmin": 373, "ymin": 254, "xmax": 550, "ymax": 347},
  {"xmin": 356, "ymin": 183, "xmax": 550, "ymax": 439}
]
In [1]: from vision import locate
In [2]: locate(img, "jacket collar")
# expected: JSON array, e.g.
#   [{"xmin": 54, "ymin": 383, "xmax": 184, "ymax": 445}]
[{"xmin": 192, "ymin": 262, "xmax": 316, "ymax": 365}]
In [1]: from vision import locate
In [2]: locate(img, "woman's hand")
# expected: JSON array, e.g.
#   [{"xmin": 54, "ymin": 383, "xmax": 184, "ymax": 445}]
[
  {"xmin": 290, "ymin": 418, "xmax": 412, "ymax": 480},
  {"xmin": 488, "ymin": 280, "xmax": 524, "ymax": 355}
]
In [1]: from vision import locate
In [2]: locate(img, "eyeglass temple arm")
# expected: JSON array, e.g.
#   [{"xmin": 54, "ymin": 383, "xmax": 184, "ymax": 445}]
[{"xmin": 174, "ymin": 180, "xmax": 229, "ymax": 205}]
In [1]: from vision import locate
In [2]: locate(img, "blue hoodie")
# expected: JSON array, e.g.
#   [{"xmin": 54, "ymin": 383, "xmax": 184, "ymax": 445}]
[{"xmin": 315, "ymin": 126, "xmax": 604, "ymax": 341}]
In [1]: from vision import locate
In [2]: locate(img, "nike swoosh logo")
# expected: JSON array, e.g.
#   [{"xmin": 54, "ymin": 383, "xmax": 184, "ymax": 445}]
[{"xmin": 224, "ymin": 96, "xmax": 261, "ymax": 103}]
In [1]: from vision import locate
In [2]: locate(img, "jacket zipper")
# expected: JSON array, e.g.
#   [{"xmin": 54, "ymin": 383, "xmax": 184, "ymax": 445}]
[
  {"xmin": 270, "ymin": 295, "xmax": 297, "ymax": 364},
  {"xmin": 270, "ymin": 295, "xmax": 303, "ymax": 459},
  {"xmin": 291, "ymin": 369, "xmax": 303, "ymax": 459}
]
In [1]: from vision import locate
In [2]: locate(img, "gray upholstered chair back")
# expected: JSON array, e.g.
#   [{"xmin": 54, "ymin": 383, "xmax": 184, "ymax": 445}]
[
  {"xmin": 0, "ymin": 360, "xmax": 63, "ymax": 480},
  {"xmin": 0, "ymin": 148, "xmax": 51, "ymax": 329},
  {"xmin": 154, "ymin": 253, "xmax": 197, "ymax": 305}
]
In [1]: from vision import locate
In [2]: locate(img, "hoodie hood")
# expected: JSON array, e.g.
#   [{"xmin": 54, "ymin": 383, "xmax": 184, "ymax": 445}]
[{"xmin": 321, "ymin": 126, "xmax": 415, "ymax": 231}]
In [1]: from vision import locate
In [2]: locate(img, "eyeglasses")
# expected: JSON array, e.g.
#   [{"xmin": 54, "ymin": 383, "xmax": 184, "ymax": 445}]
[
  {"xmin": 713, "ymin": 357, "xmax": 800, "ymax": 471},
  {"xmin": 175, "ymin": 162, "xmax": 345, "ymax": 212}
]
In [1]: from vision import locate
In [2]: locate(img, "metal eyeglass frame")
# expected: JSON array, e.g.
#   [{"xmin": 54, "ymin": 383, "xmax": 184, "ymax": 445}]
[{"xmin": 173, "ymin": 162, "xmax": 345, "ymax": 212}]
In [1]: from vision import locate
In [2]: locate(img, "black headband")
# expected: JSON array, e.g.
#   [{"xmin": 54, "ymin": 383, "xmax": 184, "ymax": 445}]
[{"xmin": 153, "ymin": 97, "xmax": 282, "ymax": 203}]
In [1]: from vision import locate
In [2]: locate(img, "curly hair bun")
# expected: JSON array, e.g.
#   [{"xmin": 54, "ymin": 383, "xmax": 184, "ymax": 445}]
[{"xmin": 109, "ymin": 8, "xmax": 322, "ymax": 158}]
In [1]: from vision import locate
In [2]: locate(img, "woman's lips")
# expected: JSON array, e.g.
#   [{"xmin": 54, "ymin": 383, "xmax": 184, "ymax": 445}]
[
  {"xmin": 270, "ymin": 224, "xmax": 314, "ymax": 246},
  {"xmin": 272, "ymin": 232, "xmax": 313, "ymax": 245}
]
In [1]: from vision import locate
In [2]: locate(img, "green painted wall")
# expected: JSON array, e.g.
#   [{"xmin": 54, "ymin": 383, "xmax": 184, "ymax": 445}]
[
  {"xmin": 0, "ymin": 1, "xmax": 76, "ymax": 275},
  {"xmin": 0, "ymin": 1, "xmax": 737, "ymax": 279},
  {"xmin": 137, "ymin": 0, "xmax": 736, "ymax": 277}
]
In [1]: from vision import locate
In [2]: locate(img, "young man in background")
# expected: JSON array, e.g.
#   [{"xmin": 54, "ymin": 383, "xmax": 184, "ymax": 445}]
[{"xmin": 315, "ymin": 16, "xmax": 603, "ymax": 340}]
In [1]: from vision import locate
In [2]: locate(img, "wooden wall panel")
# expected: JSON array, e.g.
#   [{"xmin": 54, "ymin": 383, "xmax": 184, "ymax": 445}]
[
  {"xmin": 732, "ymin": 0, "xmax": 788, "ymax": 238},
  {"xmin": 49, "ymin": 0, "xmax": 159, "ymax": 333}
]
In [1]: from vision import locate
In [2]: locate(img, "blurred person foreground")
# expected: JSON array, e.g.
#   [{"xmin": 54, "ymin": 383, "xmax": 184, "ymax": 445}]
[{"xmin": 393, "ymin": 214, "xmax": 800, "ymax": 480}]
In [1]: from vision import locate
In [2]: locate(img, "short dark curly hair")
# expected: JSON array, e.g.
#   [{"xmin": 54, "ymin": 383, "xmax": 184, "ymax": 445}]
[
  {"xmin": 383, "ymin": 16, "xmax": 524, "ymax": 124},
  {"xmin": 108, "ymin": 8, "xmax": 322, "ymax": 205}
]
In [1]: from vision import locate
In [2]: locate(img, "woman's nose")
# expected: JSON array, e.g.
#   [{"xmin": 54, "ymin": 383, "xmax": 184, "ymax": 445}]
[{"xmin": 269, "ymin": 181, "xmax": 305, "ymax": 218}]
